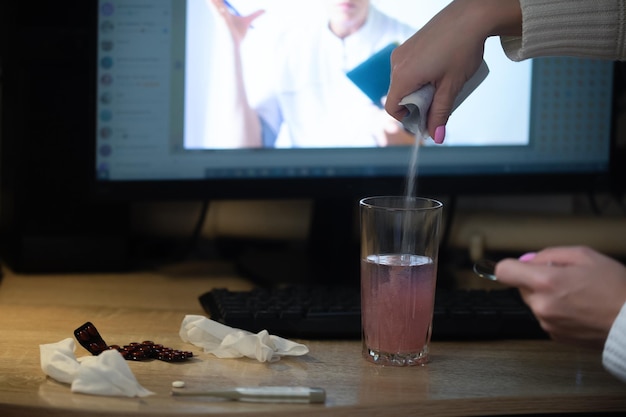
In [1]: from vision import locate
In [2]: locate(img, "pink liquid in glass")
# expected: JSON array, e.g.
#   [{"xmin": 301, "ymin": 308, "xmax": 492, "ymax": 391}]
[{"xmin": 361, "ymin": 254, "xmax": 436, "ymax": 364}]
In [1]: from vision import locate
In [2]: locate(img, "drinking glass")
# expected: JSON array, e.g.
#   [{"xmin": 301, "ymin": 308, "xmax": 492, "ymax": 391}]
[{"xmin": 360, "ymin": 196, "xmax": 443, "ymax": 366}]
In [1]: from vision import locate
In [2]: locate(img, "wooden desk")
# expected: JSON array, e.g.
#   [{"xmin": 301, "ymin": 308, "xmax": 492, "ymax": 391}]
[{"xmin": 1, "ymin": 263, "xmax": 625, "ymax": 417}]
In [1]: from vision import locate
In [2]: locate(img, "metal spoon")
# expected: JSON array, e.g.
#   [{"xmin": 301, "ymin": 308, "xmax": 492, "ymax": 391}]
[{"xmin": 473, "ymin": 258, "xmax": 498, "ymax": 281}]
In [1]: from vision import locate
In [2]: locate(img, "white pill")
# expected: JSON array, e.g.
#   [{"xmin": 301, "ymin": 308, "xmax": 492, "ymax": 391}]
[{"xmin": 172, "ymin": 381, "xmax": 186, "ymax": 388}]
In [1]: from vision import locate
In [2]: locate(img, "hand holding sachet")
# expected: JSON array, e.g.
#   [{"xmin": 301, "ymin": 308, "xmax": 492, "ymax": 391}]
[
  {"xmin": 399, "ymin": 60, "xmax": 489, "ymax": 140},
  {"xmin": 346, "ymin": 42, "xmax": 489, "ymax": 142}
]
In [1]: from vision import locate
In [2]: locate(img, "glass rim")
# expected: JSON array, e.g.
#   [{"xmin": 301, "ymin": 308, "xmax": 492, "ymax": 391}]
[{"xmin": 359, "ymin": 196, "xmax": 443, "ymax": 211}]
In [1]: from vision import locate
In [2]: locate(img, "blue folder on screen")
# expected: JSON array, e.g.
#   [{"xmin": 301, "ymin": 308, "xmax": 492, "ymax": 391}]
[{"xmin": 346, "ymin": 42, "xmax": 398, "ymax": 107}]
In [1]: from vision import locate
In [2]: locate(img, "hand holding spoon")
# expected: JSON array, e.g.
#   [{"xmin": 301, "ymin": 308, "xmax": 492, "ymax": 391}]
[{"xmin": 474, "ymin": 254, "xmax": 553, "ymax": 282}]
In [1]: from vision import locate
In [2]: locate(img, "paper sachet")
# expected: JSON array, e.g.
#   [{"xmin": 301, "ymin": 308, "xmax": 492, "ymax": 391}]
[{"xmin": 179, "ymin": 314, "xmax": 309, "ymax": 363}]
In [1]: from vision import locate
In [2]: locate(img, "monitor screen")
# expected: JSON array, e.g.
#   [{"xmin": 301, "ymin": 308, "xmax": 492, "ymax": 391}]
[{"xmin": 94, "ymin": 0, "xmax": 615, "ymax": 200}]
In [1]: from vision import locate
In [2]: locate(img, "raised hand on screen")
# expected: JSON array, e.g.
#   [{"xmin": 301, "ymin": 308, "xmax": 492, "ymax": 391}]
[{"xmin": 208, "ymin": 0, "xmax": 265, "ymax": 46}]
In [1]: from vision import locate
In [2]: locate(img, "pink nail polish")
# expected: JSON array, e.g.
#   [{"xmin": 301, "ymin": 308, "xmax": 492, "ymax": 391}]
[
  {"xmin": 434, "ymin": 125, "xmax": 446, "ymax": 144},
  {"xmin": 519, "ymin": 252, "xmax": 537, "ymax": 262}
]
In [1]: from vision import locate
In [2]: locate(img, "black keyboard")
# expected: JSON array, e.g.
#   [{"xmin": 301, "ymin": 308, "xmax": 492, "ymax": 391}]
[{"xmin": 199, "ymin": 286, "xmax": 548, "ymax": 340}]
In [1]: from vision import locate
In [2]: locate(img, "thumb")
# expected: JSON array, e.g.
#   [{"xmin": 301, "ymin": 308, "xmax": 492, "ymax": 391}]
[
  {"xmin": 494, "ymin": 258, "xmax": 537, "ymax": 290},
  {"xmin": 247, "ymin": 9, "xmax": 265, "ymax": 24}
]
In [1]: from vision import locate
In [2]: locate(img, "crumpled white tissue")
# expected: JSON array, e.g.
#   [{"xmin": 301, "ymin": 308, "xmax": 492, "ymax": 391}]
[
  {"xmin": 40, "ymin": 338, "xmax": 154, "ymax": 397},
  {"xmin": 179, "ymin": 314, "xmax": 309, "ymax": 363},
  {"xmin": 399, "ymin": 60, "xmax": 490, "ymax": 138}
]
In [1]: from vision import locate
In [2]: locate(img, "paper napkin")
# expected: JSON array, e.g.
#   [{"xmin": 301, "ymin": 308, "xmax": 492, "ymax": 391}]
[
  {"xmin": 40, "ymin": 338, "xmax": 154, "ymax": 397},
  {"xmin": 179, "ymin": 315, "xmax": 309, "ymax": 363}
]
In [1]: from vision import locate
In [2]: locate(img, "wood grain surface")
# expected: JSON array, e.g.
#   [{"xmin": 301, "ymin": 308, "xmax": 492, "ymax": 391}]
[{"xmin": 1, "ymin": 263, "xmax": 625, "ymax": 416}]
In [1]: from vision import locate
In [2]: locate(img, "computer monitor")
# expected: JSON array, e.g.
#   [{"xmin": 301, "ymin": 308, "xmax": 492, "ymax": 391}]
[
  {"xmin": 93, "ymin": 0, "xmax": 617, "ymax": 202},
  {"xmin": 0, "ymin": 0, "xmax": 621, "ymax": 276}
]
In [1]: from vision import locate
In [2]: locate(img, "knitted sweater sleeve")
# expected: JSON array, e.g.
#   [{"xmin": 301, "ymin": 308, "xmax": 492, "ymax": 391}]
[
  {"xmin": 500, "ymin": 0, "xmax": 626, "ymax": 61},
  {"xmin": 603, "ymin": 302, "xmax": 626, "ymax": 382}
]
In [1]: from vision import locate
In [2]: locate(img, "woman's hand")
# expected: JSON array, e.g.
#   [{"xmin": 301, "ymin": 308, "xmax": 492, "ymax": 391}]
[
  {"xmin": 496, "ymin": 246, "xmax": 626, "ymax": 349},
  {"xmin": 385, "ymin": 0, "xmax": 521, "ymax": 143}
]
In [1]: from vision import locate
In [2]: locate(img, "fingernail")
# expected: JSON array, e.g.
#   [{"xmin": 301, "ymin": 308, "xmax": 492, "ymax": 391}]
[
  {"xmin": 519, "ymin": 252, "xmax": 537, "ymax": 262},
  {"xmin": 434, "ymin": 125, "xmax": 446, "ymax": 144}
]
